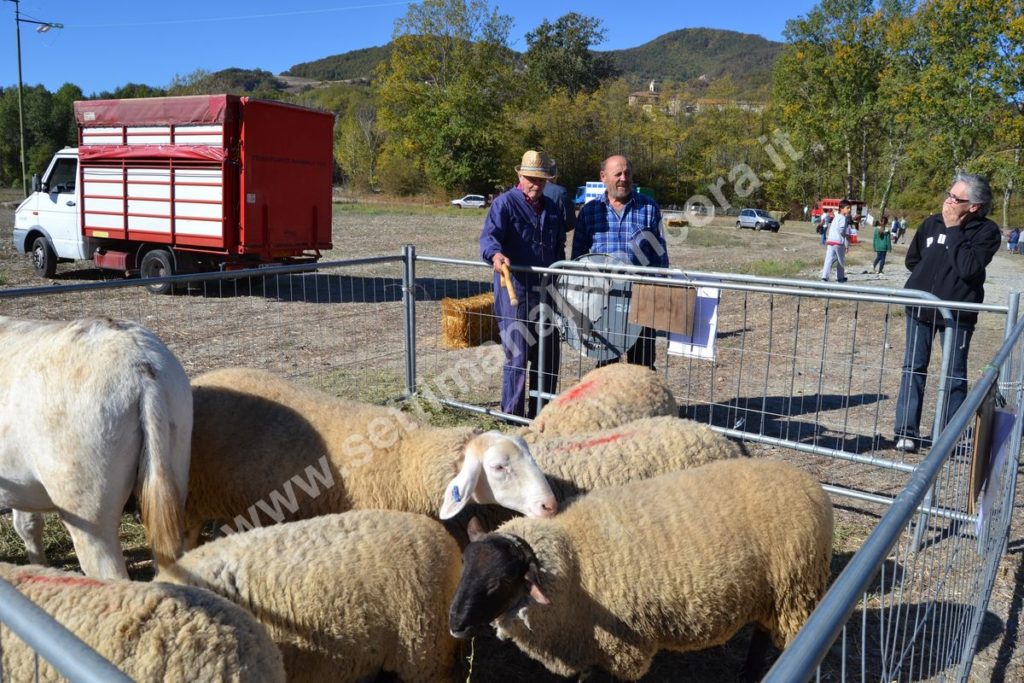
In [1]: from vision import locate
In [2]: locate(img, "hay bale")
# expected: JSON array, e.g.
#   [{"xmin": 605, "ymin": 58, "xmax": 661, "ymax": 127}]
[{"xmin": 441, "ymin": 292, "xmax": 500, "ymax": 349}]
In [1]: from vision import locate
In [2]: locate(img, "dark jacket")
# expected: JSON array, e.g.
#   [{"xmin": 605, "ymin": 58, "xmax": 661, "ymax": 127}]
[
  {"xmin": 542, "ymin": 182, "xmax": 577, "ymax": 231},
  {"xmin": 904, "ymin": 212, "xmax": 1002, "ymax": 326}
]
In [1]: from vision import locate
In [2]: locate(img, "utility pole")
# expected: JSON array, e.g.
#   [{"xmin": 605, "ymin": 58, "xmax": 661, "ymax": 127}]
[{"xmin": 7, "ymin": 0, "xmax": 63, "ymax": 196}]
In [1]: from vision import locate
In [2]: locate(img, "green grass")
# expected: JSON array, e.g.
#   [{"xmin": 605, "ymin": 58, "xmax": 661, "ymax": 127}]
[
  {"xmin": 736, "ymin": 258, "xmax": 809, "ymax": 278},
  {"xmin": 332, "ymin": 200, "xmax": 467, "ymax": 217},
  {"xmin": 672, "ymin": 226, "xmax": 736, "ymax": 248}
]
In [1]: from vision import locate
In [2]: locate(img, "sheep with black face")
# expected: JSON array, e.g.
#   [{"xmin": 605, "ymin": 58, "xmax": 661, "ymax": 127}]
[{"xmin": 448, "ymin": 459, "xmax": 834, "ymax": 681}]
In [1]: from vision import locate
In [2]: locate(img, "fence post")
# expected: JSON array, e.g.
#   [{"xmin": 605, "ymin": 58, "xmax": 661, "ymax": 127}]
[{"xmin": 402, "ymin": 244, "xmax": 417, "ymax": 398}]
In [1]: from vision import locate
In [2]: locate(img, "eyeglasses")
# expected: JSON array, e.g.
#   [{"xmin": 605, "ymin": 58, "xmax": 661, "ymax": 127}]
[{"xmin": 945, "ymin": 192, "xmax": 971, "ymax": 204}]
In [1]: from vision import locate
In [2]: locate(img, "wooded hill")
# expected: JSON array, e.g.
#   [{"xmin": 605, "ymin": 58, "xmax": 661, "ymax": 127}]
[{"xmin": 280, "ymin": 27, "xmax": 779, "ymax": 98}]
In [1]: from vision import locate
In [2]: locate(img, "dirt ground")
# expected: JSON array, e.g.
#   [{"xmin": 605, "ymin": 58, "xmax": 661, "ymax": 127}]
[{"xmin": 1, "ymin": 199, "xmax": 1022, "ymax": 682}]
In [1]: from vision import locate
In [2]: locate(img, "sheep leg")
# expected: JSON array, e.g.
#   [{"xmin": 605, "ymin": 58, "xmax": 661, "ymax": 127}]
[
  {"xmin": 740, "ymin": 625, "xmax": 774, "ymax": 683},
  {"xmin": 12, "ymin": 510, "xmax": 47, "ymax": 565}
]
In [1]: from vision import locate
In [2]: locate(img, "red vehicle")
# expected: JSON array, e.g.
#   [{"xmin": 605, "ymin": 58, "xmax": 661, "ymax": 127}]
[
  {"xmin": 14, "ymin": 94, "xmax": 335, "ymax": 293},
  {"xmin": 811, "ymin": 198, "xmax": 869, "ymax": 244}
]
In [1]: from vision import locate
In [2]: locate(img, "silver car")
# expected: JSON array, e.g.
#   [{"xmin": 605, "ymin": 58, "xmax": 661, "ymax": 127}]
[
  {"xmin": 736, "ymin": 208, "xmax": 781, "ymax": 232},
  {"xmin": 450, "ymin": 194, "xmax": 487, "ymax": 209}
]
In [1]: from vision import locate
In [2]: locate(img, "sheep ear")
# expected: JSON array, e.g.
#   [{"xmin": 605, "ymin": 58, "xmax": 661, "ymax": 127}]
[
  {"xmin": 439, "ymin": 457, "xmax": 483, "ymax": 520},
  {"xmin": 525, "ymin": 561, "xmax": 550, "ymax": 605},
  {"xmin": 466, "ymin": 516, "xmax": 488, "ymax": 542}
]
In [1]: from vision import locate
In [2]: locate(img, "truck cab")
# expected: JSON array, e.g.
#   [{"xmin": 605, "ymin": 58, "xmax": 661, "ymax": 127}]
[
  {"xmin": 574, "ymin": 182, "xmax": 605, "ymax": 209},
  {"xmin": 13, "ymin": 148, "xmax": 95, "ymax": 277}
]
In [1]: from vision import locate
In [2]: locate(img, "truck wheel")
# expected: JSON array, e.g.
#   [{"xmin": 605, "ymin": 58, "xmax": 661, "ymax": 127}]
[
  {"xmin": 31, "ymin": 236, "xmax": 57, "ymax": 278},
  {"xmin": 140, "ymin": 249, "xmax": 175, "ymax": 295},
  {"xmin": 755, "ymin": 222, "xmax": 763, "ymax": 231},
  {"xmin": 735, "ymin": 221, "xmax": 742, "ymax": 229}
]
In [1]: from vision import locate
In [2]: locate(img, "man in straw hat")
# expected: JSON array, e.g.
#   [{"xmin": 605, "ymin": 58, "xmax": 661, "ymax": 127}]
[{"xmin": 480, "ymin": 150, "xmax": 568, "ymax": 418}]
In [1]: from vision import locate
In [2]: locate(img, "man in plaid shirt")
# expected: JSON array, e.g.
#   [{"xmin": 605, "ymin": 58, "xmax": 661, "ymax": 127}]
[{"xmin": 572, "ymin": 154, "xmax": 669, "ymax": 368}]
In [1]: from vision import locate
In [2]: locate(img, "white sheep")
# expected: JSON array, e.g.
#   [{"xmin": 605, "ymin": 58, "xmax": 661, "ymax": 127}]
[
  {"xmin": 186, "ymin": 367, "xmax": 556, "ymax": 544},
  {"xmin": 523, "ymin": 415, "xmax": 744, "ymax": 500},
  {"xmin": 460, "ymin": 416, "xmax": 745, "ymax": 536},
  {"xmin": 0, "ymin": 562, "xmax": 284, "ymax": 682},
  {"xmin": 0, "ymin": 316, "xmax": 191, "ymax": 578},
  {"xmin": 163, "ymin": 510, "xmax": 463, "ymax": 683},
  {"xmin": 529, "ymin": 363, "xmax": 678, "ymax": 436},
  {"xmin": 448, "ymin": 458, "xmax": 834, "ymax": 681}
]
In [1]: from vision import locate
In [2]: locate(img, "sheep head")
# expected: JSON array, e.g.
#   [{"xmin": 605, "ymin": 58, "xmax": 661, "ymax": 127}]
[
  {"xmin": 448, "ymin": 525, "xmax": 549, "ymax": 639},
  {"xmin": 439, "ymin": 431, "xmax": 557, "ymax": 520}
]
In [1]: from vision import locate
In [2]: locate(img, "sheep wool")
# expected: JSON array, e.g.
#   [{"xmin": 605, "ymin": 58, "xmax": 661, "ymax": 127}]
[
  {"xmin": 0, "ymin": 562, "xmax": 284, "ymax": 682},
  {"xmin": 164, "ymin": 510, "xmax": 464, "ymax": 683},
  {"xmin": 186, "ymin": 367, "xmax": 554, "ymax": 541},
  {"xmin": 529, "ymin": 363, "xmax": 678, "ymax": 436},
  {"xmin": 522, "ymin": 415, "xmax": 743, "ymax": 500},
  {"xmin": 461, "ymin": 415, "xmax": 746, "ymax": 538},
  {"xmin": 487, "ymin": 459, "xmax": 833, "ymax": 680}
]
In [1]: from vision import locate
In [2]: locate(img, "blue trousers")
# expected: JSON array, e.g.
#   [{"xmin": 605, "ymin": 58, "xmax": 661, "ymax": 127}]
[
  {"xmin": 494, "ymin": 276, "xmax": 560, "ymax": 418},
  {"xmin": 894, "ymin": 314, "xmax": 973, "ymax": 444}
]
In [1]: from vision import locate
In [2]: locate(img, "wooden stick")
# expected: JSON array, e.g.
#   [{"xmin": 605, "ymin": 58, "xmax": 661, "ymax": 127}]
[{"xmin": 500, "ymin": 263, "xmax": 518, "ymax": 306}]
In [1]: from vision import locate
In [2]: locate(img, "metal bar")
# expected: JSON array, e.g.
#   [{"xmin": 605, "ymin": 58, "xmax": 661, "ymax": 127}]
[
  {"xmin": 0, "ymin": 579, "xmax": 133, "ymax": 683},
  {"xmin": 764, "ymin": 314, "xmax": 1024, "ymax": 681},
  {"xmin": 401, "ymin": 244, "xmax": 417, "ymax": 398}
]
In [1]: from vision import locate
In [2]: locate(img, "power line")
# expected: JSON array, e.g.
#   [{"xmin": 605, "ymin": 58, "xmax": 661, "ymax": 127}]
[{"xmin": 66, "ymin": 2, "xmax": 411, "ymax": 29}]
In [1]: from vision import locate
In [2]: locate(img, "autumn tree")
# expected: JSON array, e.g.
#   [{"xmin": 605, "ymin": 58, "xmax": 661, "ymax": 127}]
[
  {"xmin": 376, "ymin": 0, "xmax": 517, "ymax": 194},
  {"xmin": 523, "ymin": 13, "xmax": 618, "ymax": 99}
]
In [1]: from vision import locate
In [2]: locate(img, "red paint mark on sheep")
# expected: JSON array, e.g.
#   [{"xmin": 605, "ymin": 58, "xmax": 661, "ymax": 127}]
[
  {"xmin": 555, "ymin": 379, "xmax": 600, "ymax": 405},
  {"xmin": 18, "ymin": 574, "xmax": 104, "ymax": 588},
  {"xmin": 558, "ymin": 432, "xmax": 631, "ymax": 452}
]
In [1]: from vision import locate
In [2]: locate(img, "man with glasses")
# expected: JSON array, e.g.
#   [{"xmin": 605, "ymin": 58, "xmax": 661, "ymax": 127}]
[{"xmin": 893, "ymin": 173, "xmax": 1001, "ymax": 452}]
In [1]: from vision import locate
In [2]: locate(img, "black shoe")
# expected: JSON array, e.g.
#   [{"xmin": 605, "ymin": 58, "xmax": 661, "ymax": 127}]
[{"xmin": 838, "ymin": 278, "xmax": 848, "ymax": 283}]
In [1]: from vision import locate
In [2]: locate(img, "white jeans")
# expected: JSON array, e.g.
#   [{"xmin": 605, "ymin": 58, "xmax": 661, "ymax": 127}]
[{"xmin": 821, "ymin": 244, "xmax": 846, "ymax": 281}]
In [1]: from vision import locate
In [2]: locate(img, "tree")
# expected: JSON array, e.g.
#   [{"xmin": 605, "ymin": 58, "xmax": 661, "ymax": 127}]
[
  {"xmin": 523, "ymin": 13, "xmax": 618, "ymax": 98},
  {"xmin": 376, "ymin": 0, "xmax": 517, "ymax": 193}
]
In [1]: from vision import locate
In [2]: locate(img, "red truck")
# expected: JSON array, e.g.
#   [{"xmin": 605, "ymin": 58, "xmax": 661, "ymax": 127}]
[{"xmin": 13, "ymin": 94, "xmax": 335, "ymax": 293}]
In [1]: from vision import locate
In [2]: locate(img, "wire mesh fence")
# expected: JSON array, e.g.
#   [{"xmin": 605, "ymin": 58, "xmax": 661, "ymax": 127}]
[{"xmin": 0, "ymin": 250, "xmax": 1020, "ymax": 681}]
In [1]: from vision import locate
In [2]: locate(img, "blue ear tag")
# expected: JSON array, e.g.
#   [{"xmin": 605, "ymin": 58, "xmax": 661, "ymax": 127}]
[{"xmin": 452, "ymin": 485, "xmax": 461, "ymax": 503}]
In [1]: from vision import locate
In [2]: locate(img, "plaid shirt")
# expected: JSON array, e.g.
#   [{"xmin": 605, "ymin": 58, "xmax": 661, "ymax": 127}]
[{"xmin": 571, "ymin": 191, "xmax": 668, "ymax": 267}]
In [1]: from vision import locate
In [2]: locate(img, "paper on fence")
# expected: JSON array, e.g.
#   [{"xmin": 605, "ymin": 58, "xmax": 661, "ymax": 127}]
[
  {"xmin": 975, "ymin": 408, "xmax": 1018, "ymax": 541},
  {"xmin": 666, "ymin": 283, "xmax": 720, "ymax": 360}
]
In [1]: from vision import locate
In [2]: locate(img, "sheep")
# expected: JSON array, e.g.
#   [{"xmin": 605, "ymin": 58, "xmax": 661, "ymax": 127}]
[
  {"xmin": 528, "ymin": 363, "xmax": 678, "ymax": 436},
  {"xmin": 458, "ymin": 416, "xmax": 745, "ymax": 537},
  {"xmin": 0, "ymin": 316, "xmax": 191, "ymax": 579},
  {"xmin": 0, "ymin": 562, "xmax": 284, "ymax": 682},
  {"xmin": 522, "ymin": 415, "xmax": 744, "ymax": 500},
  {"xmin": 185, "ymin": 367, "xmax": 556, "ymax": 544},
  {"xmin": 163, "ymin": 510, "xmax": 464, "ymax": 683},
  {"xmin": 448, "ymin": 458, "xmax": 835, "ymax": 682}
]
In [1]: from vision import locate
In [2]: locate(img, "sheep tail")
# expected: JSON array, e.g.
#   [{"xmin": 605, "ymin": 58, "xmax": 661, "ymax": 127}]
[{"xmin": 137, "ymin": 365, "xmax": 186, "ymax": 571}]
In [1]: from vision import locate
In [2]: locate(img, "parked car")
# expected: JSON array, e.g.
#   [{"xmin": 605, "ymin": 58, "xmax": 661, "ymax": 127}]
[
  {"xmin": 736, "ymin": 208, "xmax": 781, "ymax": 232},
  {"xmin": 451, "ymin": 194, "xmax": 487, "ymax": 209}
]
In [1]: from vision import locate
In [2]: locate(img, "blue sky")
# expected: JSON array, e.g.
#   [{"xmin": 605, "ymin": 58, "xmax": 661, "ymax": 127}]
[{"xmin": 3, "ymin": 1, "xmax": 819, "ymax": 96}]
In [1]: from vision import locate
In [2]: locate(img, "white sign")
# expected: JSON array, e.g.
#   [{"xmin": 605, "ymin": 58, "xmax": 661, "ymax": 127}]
[{"xmin": 667, "ymin": 283, "xmax": 720, "ymax": 360}]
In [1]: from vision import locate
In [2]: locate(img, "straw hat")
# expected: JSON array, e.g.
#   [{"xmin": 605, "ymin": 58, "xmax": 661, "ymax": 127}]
[{"xmin": 515, "ymin": 150, "xmax": 555, "ymax": 179}]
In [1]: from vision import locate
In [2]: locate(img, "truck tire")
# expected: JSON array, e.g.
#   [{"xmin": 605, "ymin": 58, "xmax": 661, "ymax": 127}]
[
  {"xmin": 31, "ymin": 236, "xmax": 57, "ymax": 278},
  {"xmin": 140, "ymin": 249, "xmax": 175, "ymax": 295}
]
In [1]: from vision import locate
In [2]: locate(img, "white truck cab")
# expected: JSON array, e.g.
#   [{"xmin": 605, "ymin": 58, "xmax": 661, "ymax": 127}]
[{"xmin": 12, "ymin": 148, "xmax": 97, "ymax": 277}]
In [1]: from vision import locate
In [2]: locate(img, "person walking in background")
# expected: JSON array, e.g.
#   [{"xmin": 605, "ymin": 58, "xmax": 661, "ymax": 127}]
[
  {"xmin": 1008, "ymin": 227, "xmax": 1019, "ymax": 253},
  {"xmin": 572, "ymin": 154, "xmax": 668, "ymax": 369},
  {"xmin": 480, "ymin": 150, "xmax": 567, "ymax": 418},
  {"xmin": 872, "ymin": 216, "xmax": 892, "ymax": 273},
  {"xmin": 890, "ymin": 216, "xmax": 902, "ymax": 244},
  {"xmin": 820, "ymin": 200, "xmax": 851, "ymax": 282},
  {"xmin": 819, "ymin": 208, "xmax": 833, "ymax": 246},
  {"xmin": 541, "ymin": 159, "xmax": 576, "ymax": 232},
  {"xmin": 893, "ymin": 173, "xmax": 1002, "ymax": 453}
]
